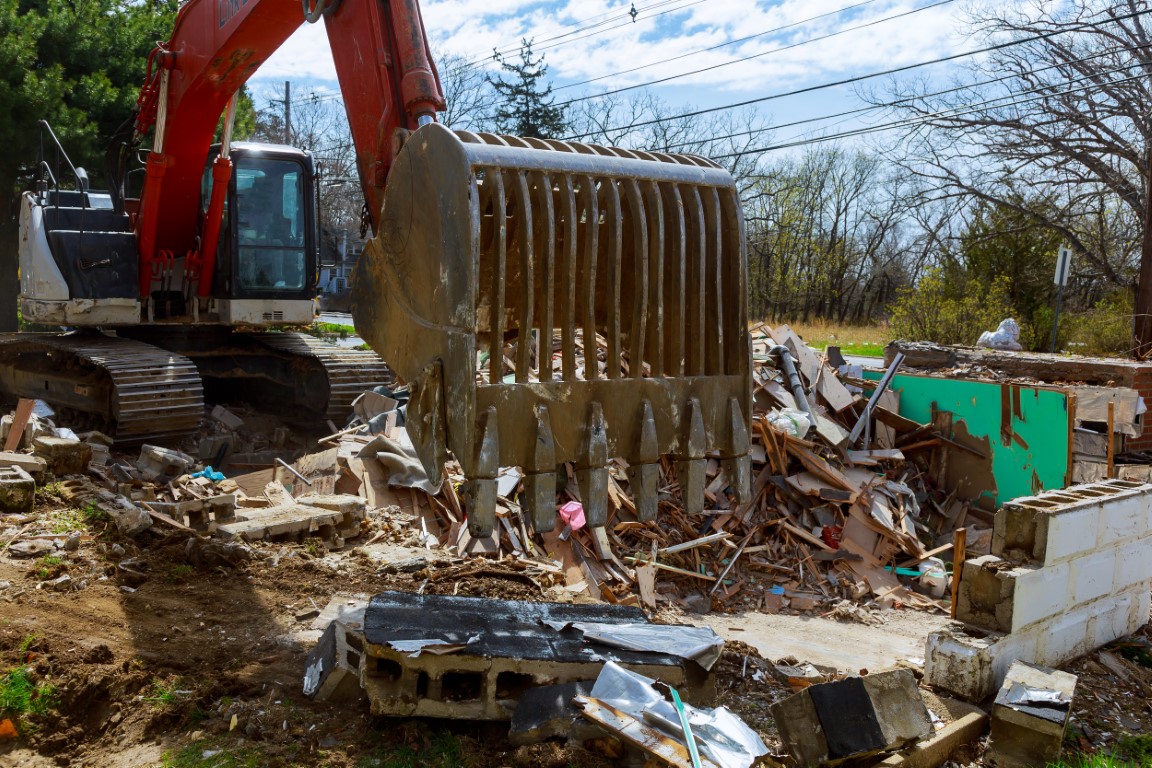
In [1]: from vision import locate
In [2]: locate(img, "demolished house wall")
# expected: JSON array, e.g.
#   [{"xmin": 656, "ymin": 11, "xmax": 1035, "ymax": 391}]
[
  {"xmin": 864, "ymin": 372, "xmax": 1073, "ymax": 506},
  {"xmin": 925, "ymin": 479, "xmax": 1152, "ymax": 701}
]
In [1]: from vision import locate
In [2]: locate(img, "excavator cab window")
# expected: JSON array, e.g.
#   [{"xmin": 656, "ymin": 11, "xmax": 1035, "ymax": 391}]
[{"xmin": 232, "ymin": 156, "xmax": 308, "ymax": 294}]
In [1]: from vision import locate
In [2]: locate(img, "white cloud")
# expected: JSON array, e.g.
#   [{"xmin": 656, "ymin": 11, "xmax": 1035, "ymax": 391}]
[{"xmin": 251, "ymin": 0, "xmax": 975, "ymax": 116}]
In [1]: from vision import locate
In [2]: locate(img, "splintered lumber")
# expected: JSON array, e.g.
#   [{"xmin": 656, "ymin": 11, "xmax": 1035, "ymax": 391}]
[
  {"xmin": 659, "ymin": 532, "xmax": 731, "ymax": 555},
  {"xmin": 783, "ymin": 437, "xmax": 860, "ymax": 500},
  {"xmin": 875, "ymin": 406, "xmax": 924, "ymax": 433}
]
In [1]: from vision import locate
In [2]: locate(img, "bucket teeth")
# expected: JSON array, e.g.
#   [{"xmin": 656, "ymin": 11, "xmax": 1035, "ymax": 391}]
[
  {"xmin": 578, "ymin": 402, "xmax": 610, "ymax": 527},
  {"xmin": 675, "ymin": 398, "xmax": 708, "ymax": 515},
  {"xmin": 466, "ymin": 407, "xmax": 500, "ymax": 537},
  {"xmin": 723, "ymin": 397, "xmax": 753, "ymax": 506},
  {"xmin": 627, "ymin": 400, "xmax": 661, "ymax": 522},
  {"xmin": 522, "ymin": 404, "xmax": 557, "ymax": 533}
]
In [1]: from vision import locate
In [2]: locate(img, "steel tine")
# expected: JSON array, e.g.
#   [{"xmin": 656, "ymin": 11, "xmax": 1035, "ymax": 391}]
[
  {"xmin": 627, "ymin": 399, "xmax": 661, "ymax": 522},
  {"xmin": 490, "ymin": 170, "xmax": 507, "ymax": 382},
  {"xmin": 624, "ymin": 178, "xmax": 647, "ymax": 377},
  {"xmin": 578, "ymin": 401, "xmax": 610, "ymax": 527},
  {"xmin": 703, "ymin": 187, "xmax": 723, "ymax": 375},
  {"xmin": 684, "ymin": 186, "xmax": 706, "ymax": 376},
  {"xmin": 579, "ymin": 176, "xmax": 599, "ymax": 380},
  {"xmin": 533, "ymin": 170, "xmax": 555, "ymax": 381},
  {"xmin": 675, "ymin": 398, "xmax": 707, "ymax": 516},
  {"xmin": 662, "ymin": 183, "xmax": 686, "ymax": 377},
  {"xmin": 643, "ymin": 180, "xmax": 664, "ymax": 377},
  {"xmin": 513, "ymin": 171, "xmax": 534, "ymax": 381},
  {"xmin": 604, "ymin": 180, "xmax": 623, "ymax": 380},
  {"xmin": 522, "ymin": 404, "xmax": 557, "ymax": 533},
  {"xmin": 559, "ymin": 174, "xmax": 578, "ymax": 380},
  {"xmin": 467, "ymin": 406, "xmax": 500, "ymax": 537}
]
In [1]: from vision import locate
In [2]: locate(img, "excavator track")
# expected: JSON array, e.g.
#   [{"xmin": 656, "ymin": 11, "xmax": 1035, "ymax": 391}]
[
  {"xmin": 0, "ymin": 332, "xmax": 204, "ymax": 444},
  {"xmin": 249, "ymin": 332, "xmax": 393, "ymax": 420}
]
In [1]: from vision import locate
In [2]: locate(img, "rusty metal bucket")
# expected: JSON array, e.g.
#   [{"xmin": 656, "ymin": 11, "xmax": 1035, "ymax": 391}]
[{"xmin": 352, "ymin": 124, "xmax": 751, "ymax": 536}]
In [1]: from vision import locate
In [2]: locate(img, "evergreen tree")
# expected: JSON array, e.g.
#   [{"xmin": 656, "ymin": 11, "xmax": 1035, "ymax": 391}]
[{"xmin": 486, "ymin": 39, "xmax": 566, "ymax": 139}]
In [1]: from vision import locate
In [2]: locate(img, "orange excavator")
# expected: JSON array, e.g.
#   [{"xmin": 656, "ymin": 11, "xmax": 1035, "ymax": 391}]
[{"xmin": 13, "ymin": 0, "xmax": 752, "ymax": 534}]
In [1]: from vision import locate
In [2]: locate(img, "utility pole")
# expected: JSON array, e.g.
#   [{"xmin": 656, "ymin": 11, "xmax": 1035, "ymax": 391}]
[
  {"xmin": 283, "ymin": 80, "xmax": 291, "ymax": 144},
  {"xmin": 1136, "ymin": 146, "xmax": 1152, "ymax": 358}
]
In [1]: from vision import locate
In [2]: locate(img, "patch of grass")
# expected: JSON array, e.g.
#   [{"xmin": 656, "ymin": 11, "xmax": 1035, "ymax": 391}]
[
  {"xmin": 36, "ymin": 481, "xmax": 63, "ymax": 501},
  {"xmin": 303, "ymin": 537, "xmax": 325, "ymax": 557},
  {"xmin": 34, "ymin": 555, "xmax": 64, "ymax": 581},
  {"xmin": 773, "ymin": 321, "xmax": 890, "ymax": 358},
  {"xmin": 1048, "ymin": 754, "xmax": 1139, "ymax": 768},
  {"xmin": 1116, "ymin": 734, "xmax": 1152, "ymax": 765},
  {"xmin": 358, "ymin": 730, "xmax": 465, "ymax": 768},
  {"xmin": 146, "ymin": 676, "xmax": 188, "ymax": 707},
  {"xmin": 45, "ymin": 501, "xmax": 108, "ymax": 534},
  {"xmin": 0, "ymin": 666, "xmax": 58, "ymax": 728},
  {"xmin": 166, "ymin": 564, "xmax": 196, "ymax": 584},
  {"xmin": 160, "ymin": 739, "xmax": 269, "ymax": 768},
  {"xmin": 308, "ymin": 321, "xmax": 356, "ymax": 340},
  {"xmin": 18, "ymin": 634, "xmax": 40, "ymax": 655}
]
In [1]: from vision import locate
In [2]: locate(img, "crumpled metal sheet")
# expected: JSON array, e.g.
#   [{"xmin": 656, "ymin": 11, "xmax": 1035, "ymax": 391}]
[
  {"xmin": 589, "ymin": 661, "xmax": 767, "ymax": 768},
  {"xmin": 544, "ymin": 621, "xmax": 724, "ymax": 671}
]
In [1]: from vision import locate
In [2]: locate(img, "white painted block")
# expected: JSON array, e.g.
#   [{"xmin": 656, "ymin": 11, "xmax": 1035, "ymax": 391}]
[
  {"xmin": 1044, "ymin": 506, "xmax": 1099, "ymax": 564},
  {"xmin": 1098, "ymin": 495, "xmax": 1148, "ymax": 547},
  {"xmin": 1091, "ymin": 592, "xmax": 1134, "ymax": 648},
  {"xmin": 1112, "ymin": 538, "xmax": 1152, "ymax": 593},
  {"xmin": 1070, "ymin": 548, "xmax": 1117, "ymax": 605},
  {"xmin": 1130, "ymin": 588, "xmax": 1152, "ymax": 635},
  {"xmin": 1037, "ymin": 604, "xmax": 1092, "ymax": 665},
  {"xmin": 1011, "ymin": 562, "xmax": 1070, "ymax": 631}
]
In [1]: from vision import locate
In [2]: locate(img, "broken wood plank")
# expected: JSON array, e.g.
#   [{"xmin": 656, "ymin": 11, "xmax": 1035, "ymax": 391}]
[{"xmin": 3, "ymin": 399, "xmax": 34, "ymax": 452}]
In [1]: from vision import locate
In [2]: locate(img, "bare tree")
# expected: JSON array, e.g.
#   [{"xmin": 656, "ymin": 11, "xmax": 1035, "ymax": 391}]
[
  {"xmin": 437, "ymin": 52, "xmax": 495, "ymax": 131},
  {"xmin": 870, "ymin": 0, "xmax": 1152, "ymax": 352}
]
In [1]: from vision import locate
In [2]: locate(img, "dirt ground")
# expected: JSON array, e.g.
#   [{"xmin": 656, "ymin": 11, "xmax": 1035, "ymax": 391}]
[{"xmin": 2, "ymin": 457, "xmax": 1151, "ymax": 767}]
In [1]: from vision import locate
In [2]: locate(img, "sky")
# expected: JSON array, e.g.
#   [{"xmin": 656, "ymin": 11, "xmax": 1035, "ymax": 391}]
[{"xmin": 249, "ymin": 0, "xmax": 986, "ymax": 150}]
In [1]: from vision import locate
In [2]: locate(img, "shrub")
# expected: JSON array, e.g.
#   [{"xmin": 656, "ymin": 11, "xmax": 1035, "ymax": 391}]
[{"xmin": 888, "ymin": 268, "xmax": 1017, "ymax": 346}]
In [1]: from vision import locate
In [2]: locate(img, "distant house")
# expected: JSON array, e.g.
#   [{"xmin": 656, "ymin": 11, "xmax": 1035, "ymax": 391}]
[{"xmin": 318, "ymin": 224, "xmax": 366, "ymax": 312}]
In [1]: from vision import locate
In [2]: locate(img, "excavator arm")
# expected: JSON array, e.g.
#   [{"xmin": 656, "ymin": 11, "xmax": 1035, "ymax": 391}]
[{"xmin": 133, "ymin": 0, "xmax": 444, "ymax": 296}]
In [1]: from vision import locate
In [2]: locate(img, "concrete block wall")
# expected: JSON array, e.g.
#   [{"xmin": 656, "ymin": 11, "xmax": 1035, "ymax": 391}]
[{"xmin": 928, "ymin": 479, "xmax": 1152, "ymax": 701}]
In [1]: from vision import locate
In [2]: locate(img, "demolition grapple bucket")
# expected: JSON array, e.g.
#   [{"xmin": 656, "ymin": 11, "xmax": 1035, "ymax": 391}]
[{"xmin": 352, "ymin": 123, "xmax": 751, "ymax": 535}]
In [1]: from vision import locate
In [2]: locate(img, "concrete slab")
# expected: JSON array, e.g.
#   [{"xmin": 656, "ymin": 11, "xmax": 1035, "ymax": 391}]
[{"xmin": 703, "ymin": 609, "xmax": 949, "ymax": 673}]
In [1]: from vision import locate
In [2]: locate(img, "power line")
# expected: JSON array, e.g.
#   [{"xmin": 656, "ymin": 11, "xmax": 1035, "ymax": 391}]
[
  {"xmin": 556, "ymin": 0, "xmax": 895, "ymax": 92},
  {"xmin": 458, "ymin": 0, "xmax": 711, "ymax": 71},
  {"xmin": 649, "ymin": 40, "xmax": 1150, "ymax": 152},
  {"xmin": 554, "ymin": 0, "xmax": 958, "ymax": 108},
  {"xmin": 711, "ymin": 69, "xmax": 1147, "ymax": 158},
  {"xmin": 560, "ymin": 6, "xmax": 1152, "ymax": 140}
]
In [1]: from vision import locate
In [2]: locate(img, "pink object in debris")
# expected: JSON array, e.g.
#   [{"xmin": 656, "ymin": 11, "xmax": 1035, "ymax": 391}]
[{"xmin": 559, "ymin": 501, "xmax": 586, "ymax": 530}]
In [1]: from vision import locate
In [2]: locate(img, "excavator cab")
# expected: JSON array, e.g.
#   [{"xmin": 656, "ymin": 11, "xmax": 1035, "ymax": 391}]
[
  {"xmin": 353, "ymin": 124, "xmax": 752, "ymax": 537},
  {"xmin": 205, "ymin": 144, "xmax": 318, "ymax": 322}
]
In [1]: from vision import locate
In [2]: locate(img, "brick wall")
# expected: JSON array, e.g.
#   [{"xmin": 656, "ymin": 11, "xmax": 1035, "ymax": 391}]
[{"xmin": 925, "ymin": 479, "xmax": 1152, "ymax": 701}]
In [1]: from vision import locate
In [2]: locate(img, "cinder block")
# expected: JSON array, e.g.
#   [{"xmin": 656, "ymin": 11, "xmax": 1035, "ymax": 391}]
[
  {"xmin": 1090, "ymin": 593, "xmax": 1134, "ymax": 649},
  {"xmin": 0, "ymin": 451, "xmax": 47, "ymax": 483},
  {"xmin": 996, "ymin": 480, "xmax": 1152, "ymax": 566},
  {"xmin": 0, "ymin": 465, "xmax": 35, "ymax": 515},
  {"xmin": 1129, "ymin": 588, "xmax": 1151, "ymax": 636},
  {"xmin": 304, "ymin": 609, "xmax": 367, "ymax": 704},
  {"xmin": 32, "ymin": 436, "xmax": 91, "ymax": 476},
  {"xmin": 1112, "ymin": 538, "xmax": 1152, "ymax": 593},
  {"xmin": 1044, "ymin": 507, "xmax": 1099, "ymax": 563},
  {"xmin": 1036, "ymin": 604, "xmax": 1092, "ymax": 665},
  {"xmin": 1069, "ymin": 548, "xmax": 1116, "ymax": 605},
  {"xmin": 1011, "ymin": 563, "xmax": 1070, "ymax": 631},
  {"xmin": 924, "ymin": 623, "xmax": 1040, "ymax": 703},
  {"xmin": 771, "ymin": 670, "xmax": 932, "ymax": 765},
  {"xmin": 987, "ymin": 660, "xmax": 1076, "ymax": 768},
  {"xmin": 1098, "ymin": 495, "xmax": 1147, "ymax": 546},
  {"xmin": 955, "ymin": 555, "xmax": 1015, "ymax": 633}
]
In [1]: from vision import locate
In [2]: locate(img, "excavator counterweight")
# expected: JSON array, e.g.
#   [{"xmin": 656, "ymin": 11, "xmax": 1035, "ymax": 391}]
[{"xmin": 353, "ymin": 125, "xmax": 751, "ymax": 535}]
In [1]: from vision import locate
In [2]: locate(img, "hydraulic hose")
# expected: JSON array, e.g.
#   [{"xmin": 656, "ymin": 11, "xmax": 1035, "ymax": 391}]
[{"xmin": 771, "ymin": 345, "xmax": 815, "ymax": 434}]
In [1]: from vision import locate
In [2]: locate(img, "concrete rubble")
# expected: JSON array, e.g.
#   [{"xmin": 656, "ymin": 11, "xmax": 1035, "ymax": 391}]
[
  {"xmin": 771, "ymin": 668, "xmax": 933, "ymax": 766},
  {"xmin": 986, "ymin": 660, "xmax": 1077, "ymax": 768}
]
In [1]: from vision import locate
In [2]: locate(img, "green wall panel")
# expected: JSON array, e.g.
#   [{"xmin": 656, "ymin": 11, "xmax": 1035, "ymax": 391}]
[{"xmin": 864, "ymin": 372, "xmax": 1070, "ymax": 505}]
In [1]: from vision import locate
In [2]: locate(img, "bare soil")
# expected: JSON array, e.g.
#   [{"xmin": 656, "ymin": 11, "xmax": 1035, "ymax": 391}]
[{"xmin": 2, "ymin": 477, "xmax": 1150, "ymax": 767}]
